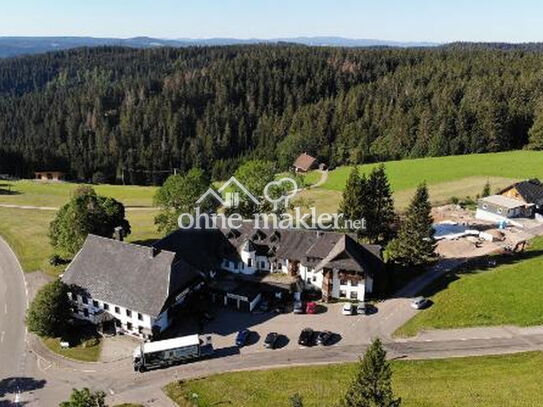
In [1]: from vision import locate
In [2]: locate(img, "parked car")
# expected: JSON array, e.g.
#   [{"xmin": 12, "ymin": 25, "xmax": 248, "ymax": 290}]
[
  {"xmin": 342, "ymin": 303, "xmax": 355, "ymax": 315},
  {"xmin": 235, "ymin": 329, "xmax": 250, "ymax": 347},
  {"xmin": 298, "ymin": 328, "xmax": 315, "ymax": 346},
  {"xmin": 264, "ymin": 332, "xmax": 279, "ymax": 349},
  {"xmin": 411, "ymin": 296, "xmax": 430, "ymax": 310},
  {"xmin": 356, "ymin": 302, "xmax": 369, "ymax": 315},
  {"xmin": 293, "ymin": 300, "xmax": 305, "ymax": 314},
  {"xmin": 316, "ymin": 330, "xmax": 333, "ymax": 346},
  {"xmin": 305, "ymin": 301, "xmax": 317, "ymax": 314}
]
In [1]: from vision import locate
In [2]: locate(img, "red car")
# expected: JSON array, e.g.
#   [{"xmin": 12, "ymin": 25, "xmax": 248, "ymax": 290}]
[{"xmin": 305, "ymin": 301, "xmax": 317, "ymax": 314}]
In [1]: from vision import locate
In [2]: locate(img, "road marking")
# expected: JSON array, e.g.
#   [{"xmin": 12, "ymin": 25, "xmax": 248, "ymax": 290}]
[
  {"xmin": 0, "ymin": 330, "xmax": 4, "ymax": 343},
  {"xmin": 109, "ymin": 388, "xmax": 115, "ymax": 395},
  {"xmin": 4, "ymin": 302, "xmax": 7, "ymax": 314},
  {"xmin": 82, "ymin": 369, "xmax": 97, "ymax": 373}
]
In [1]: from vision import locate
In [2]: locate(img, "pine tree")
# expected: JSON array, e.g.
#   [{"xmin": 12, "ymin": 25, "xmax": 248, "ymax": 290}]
[
  {"xmin": 339, "ymin": 167, "xmax": 365, "ymax": 232},
  {"xmin": 481, "ymin": 179, "xmax": 491, "ymax": 198},
  {"xmin": 389, "ymin": 183, "xmax": 436, "ymax": 267},
  {"xmin": 364, "ymin": 165, "xmax": 396, "ymax": 244},
  {"xmin": 528, "ymin": 107, "xmax": 543, "ymax": 150},
  {"xmin": 341, "ymin": 339, "xmax": 401, "ymax": 407}
]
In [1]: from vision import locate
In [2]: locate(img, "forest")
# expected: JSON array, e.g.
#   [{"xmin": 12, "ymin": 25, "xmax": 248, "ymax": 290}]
[{"xmin": 0, "ymin": 44, "xmax": 542, "ymax": 184}]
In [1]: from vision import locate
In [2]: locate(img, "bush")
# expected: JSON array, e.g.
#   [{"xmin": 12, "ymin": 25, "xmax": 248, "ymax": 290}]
[{"xmin": 26, "ymin": 280, "xmax": 71, "ymax": 337}]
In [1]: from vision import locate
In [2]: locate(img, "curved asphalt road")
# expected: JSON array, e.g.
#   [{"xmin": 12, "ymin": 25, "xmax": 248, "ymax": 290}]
[{"xmin": 0, "ymin": 237, "xmax": 28, "ymax": 378}]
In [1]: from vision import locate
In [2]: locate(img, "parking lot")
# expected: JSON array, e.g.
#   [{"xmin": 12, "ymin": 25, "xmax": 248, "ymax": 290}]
[{"xmin": 202, "ymin": 301, "xmax": 384, "ymax": 353}]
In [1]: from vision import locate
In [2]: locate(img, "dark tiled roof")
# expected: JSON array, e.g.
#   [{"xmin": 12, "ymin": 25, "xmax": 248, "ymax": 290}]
[
  {"xmin": 505, "ymin": 179, "xmax": 543, "ymax": 205},
  {"xmin": 62, "ymin": 235, "xmax": 200, "ymax": 316},
  {"xmin": 218, "ymin": 221, "xmax": 383, "ymax": 274},
  {"xmin": 293, "ymin": 153, "xmax": 318, "ymax": 171},
  {"xmin": 154, "ymin": 228, "xmax": 225, "ymax": 272},
  {"xmin": 314, "ymin": 235, "xmax": 383, "ymax": 275}
]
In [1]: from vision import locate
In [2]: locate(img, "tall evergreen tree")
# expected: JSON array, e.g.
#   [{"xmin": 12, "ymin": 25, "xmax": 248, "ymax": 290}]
[
  {"xmin": 388, "ymin": 183, "xmax": 436, "ymax": 267},
  {"xmin": 339, "ymin": 167, "xmax": 365, "ymax": 232},
  {"xmin": 528, "ymin": 107, "xmax": 543, "ymax": 150},
  {"xmin": 364, "ymin": 165, "xmax": 396, "ymax": 243},
  {"xmin": 341, "ymin": 339, "xmax": 401, "ymax": 407}
]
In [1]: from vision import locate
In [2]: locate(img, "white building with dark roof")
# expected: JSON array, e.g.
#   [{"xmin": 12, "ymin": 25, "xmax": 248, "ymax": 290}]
[
  {"xmin": 62, "ymin": 235, "xmax": 204, "ymax": 339},
  {"xmin": 62, "ymin": 223, "xmax": 384, "ymax": 338}
]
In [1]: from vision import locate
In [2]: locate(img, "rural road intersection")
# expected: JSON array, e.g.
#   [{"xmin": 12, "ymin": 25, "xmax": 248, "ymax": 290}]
[{"xmin": 1, "ymin": 237, "xmax": 543, "ymax": 406}]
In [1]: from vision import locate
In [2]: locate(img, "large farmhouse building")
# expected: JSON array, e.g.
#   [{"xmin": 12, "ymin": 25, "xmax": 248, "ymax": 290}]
[
  {"xmin": 62, "ymin": 223, "xmax": 383, "ymax": 338},
  {"xmin": 62, "ymin": 235, "xmax": 204, "ymax": 339}
]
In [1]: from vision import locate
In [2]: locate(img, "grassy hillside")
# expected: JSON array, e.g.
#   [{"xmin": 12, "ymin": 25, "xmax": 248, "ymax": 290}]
[
  {"xmin": 395, "ymin": 237, "xmax": 543, "ymax": 337},
  {"xmin": 299, "ymin": 150, "xmax": 543, "ymax": 211},
  {"xmin": 322, "ymin": 151, "xmax": 543, "ymax": 191},
  {"xmin": 165, "ymin": 352, "xmax": 543, "ymax": 407},
  {"xmin": 0, "ymin": 180, "xmax": 157, "ymax": 208}
]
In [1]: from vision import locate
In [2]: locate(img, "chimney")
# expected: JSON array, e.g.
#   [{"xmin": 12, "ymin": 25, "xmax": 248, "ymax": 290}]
[
  {"xmin": 150, "ymin": 246, "xmax": 160, "ymax": 258},
  {"xmin": 113, "ymin": 226, "xmax": 124, "ymax": 241}
]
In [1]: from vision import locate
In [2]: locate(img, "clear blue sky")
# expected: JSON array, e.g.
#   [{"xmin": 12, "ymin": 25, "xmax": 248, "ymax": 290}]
[{"xmin": 1, "ymin": 0, "xmax": 542, "ymax": 43}]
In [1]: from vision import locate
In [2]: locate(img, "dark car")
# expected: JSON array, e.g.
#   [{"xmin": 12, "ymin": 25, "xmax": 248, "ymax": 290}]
[
  {"xmin": 298, "ymin": 328, "xmax": 315, "ymax": 346},
  {"xmin": 235, "ymin": 329, "xmax": 250, "ymax": 347},
  {"xmin": 356, "ymin": 302, "xmax": 369, "ymax": 315},
  {"xmin": 316, "ymin": 330, "xmax": 333, "ymax": 346},
  {"xmin": 264, "ymin": 332, "xmax": 279, "ymax": 349}
]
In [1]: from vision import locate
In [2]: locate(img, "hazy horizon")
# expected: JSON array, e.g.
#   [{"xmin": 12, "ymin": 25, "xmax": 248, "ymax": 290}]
[{"xmin": 1, "ymin": 0, "xmax": 542, "ymax": 43}]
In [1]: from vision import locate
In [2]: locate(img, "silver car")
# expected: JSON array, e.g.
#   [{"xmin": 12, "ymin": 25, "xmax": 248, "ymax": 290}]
[{"xmin": 411, "ymin": 296, "xmax": 429, "ymax": 310}]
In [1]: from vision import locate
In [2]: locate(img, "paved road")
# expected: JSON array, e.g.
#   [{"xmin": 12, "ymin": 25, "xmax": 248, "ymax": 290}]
[
  {"xmin": 0, "ymin": 237, "xmax": 47, "ymax": 405},
  {"xmin": 0, "ymin": 237, "xmax": 28, "ymax": 379}
]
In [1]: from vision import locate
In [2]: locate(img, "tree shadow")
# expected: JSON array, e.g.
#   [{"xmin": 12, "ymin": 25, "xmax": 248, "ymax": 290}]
[
  {"xmin": 0, "ymin": 183, "xmax": 20, "ymax": 196},
  {"xmin": 0, "ymin": 377, "xmax": 46, "ymax": 399}
]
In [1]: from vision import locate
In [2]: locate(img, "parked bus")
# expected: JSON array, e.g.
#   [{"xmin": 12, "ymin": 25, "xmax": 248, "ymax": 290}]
[{"xmin": 133, "ymin": 334, "xmax": 213, "ymax": 372}]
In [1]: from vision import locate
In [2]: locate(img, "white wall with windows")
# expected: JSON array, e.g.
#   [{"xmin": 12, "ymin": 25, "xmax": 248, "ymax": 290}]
[{"xmin": 69, "ymin": 292, "xmax": 153, "ymax": 339}]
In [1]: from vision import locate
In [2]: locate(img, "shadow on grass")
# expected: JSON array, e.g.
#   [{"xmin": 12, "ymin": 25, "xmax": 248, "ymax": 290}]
[{"xmin": 0, "ymin": 184, "xmax": 21, "ymax": 196}]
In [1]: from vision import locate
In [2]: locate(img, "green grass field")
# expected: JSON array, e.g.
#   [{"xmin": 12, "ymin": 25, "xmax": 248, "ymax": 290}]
[
  {"xmin": 395, "ymin": 237, "xmax": 543, "ymax": 337},
  {"xmin": 299, "ymin": 150, "xmax": 543, "ymax": 211},
  {"xmin": 0, "ymin": 206, "xmax": 160, "ymax": 274},
  {"xmin": 165, "ymin": 352, "xmax": 543, "ymax": 407},
  {"xmin": 0, "ymin": 179, "xmax": 161, "ymax": 274},
  {"xmin": 0, "ymin": 180, "xmax": 157, "ymax": 208},
  {"xmin": 43, "ymin": 336, "xmax": 102, "ymax": 362}
]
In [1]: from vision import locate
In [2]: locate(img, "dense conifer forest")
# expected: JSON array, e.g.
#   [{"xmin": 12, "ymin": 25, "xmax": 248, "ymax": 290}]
[{"xmin": 0, "ymin": 44, "xmax": 542, "ymax": 184}]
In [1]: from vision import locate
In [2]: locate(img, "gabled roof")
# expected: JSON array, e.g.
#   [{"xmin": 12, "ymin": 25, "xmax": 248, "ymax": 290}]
[
  {"xmin": 500, "ymin": 179, "xmax": 543, "ymax": 205},
  {"xmin": 314, "ymin": 235, "xmax": 383, "ymax": 275},
  {"xmin": 62, "ymin": 235, "xmax": 200, "ymax": 316},
  {"xmin": 293, "ymin": 153, "xmax": 318, "ymax": 171}
]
